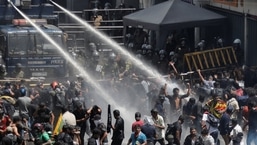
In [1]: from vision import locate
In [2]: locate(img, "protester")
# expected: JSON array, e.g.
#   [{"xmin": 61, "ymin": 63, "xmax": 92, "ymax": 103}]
[
  {"xmin": 127, "ymin": 124, "xmax": 147, "ymax": 145},
  {"xmin": 150, "ymin": 108, "xmax": 165, "ymax": 145},
  {"xmin": 131, "ymin": 112, "xmax": 144, "ymax": 132},
  {"xmin": 111, "ymin": 109, "xmax": 124, "ymax": 145}
]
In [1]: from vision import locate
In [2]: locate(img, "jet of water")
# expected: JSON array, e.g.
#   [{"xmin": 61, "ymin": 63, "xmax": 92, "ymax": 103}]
[
  {"xmin": 8, "ymin": 1, "xmax": 120, "ymax": 108},
  {"xmin": 50, "ymin": 0, "xmax": 166, "ymax": 82}
]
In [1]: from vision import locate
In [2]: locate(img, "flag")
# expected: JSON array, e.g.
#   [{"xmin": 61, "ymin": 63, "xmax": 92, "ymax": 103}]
[
  {"xmin": 53, "ymin": 113, "xmax": 63, "ymax": 136},
  {"xmin": 107, "ymin": 104, "xmax": 112, "ymax": 133}
]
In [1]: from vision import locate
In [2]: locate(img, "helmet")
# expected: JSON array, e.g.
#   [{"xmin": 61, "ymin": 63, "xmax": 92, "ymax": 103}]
[
  {"xmin": 233, "ymin": 39, "xmax": 241, "ymax": 50},
  {"xmin": 89, "ymin": 43, "xmax": 97, "ymax": 51},
  {"xmin": 109, "ymin": 52, "xmax": 116, "ymax": 60},
  {"xmin": 92, "ymin": 50, "xmax": 99, "ymax": 57},
  {"xmin": 146, "ymin": 44, "xmax": 152, "ymax": 50},
  {"xmin": 51, "ymin": 81, "xmax": 58, "ymax": 89},
  {"xmin": 135, "ymin": 54, "xmax": 142, "ymax": 60},
  {"xmin": 159, "ymin": 49, "xmax": 166, "ymax": 60},
  {"xmin": 233, "ymin": 39, "xmax": 241, "ymax": 44},
  {"xmin": 34, "ymin": 123, "xmax": 44, "ymax": 131},
  {"xmin": 16, "ymin": 63, "xmax": 22, "ymax": 69},
  {"xmin": 216, "ymin": 37, "xmax": 223, "ymax": 48},
  {"xmin": 141, "ymin": 44, "xmax": 147, "ymax": 49},
  {"xmin": 104, "ymin": 2, "xmax": 111, "ymax": 9},
  {"xmin": 0, "ymin": 64, "xmax": 6, "ymax": 72},
  {"xmin": 20, "ymin": 87, "xmax": 27, "ymax": 96},
  {"xmin": 128, "ymin": 43, "xmax": 134, "ymax": 49}
]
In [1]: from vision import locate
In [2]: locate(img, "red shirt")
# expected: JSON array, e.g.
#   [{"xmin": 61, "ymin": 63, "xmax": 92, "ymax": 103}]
[
  {"xmin": 131, "ymin": 120, "xmax": 144, "ymax": 131},
  {"xmin": 0, "ymin": 115, "xmax": 11, "ymax": 131}
]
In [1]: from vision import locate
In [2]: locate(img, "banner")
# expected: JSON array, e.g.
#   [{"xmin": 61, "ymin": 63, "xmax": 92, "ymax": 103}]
[{"xmin": 53, "ymin": 113, "xmax": 63, "ymax": 136}]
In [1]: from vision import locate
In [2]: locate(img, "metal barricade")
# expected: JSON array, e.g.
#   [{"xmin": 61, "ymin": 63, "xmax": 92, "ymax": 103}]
[{"xmin": 184, "ymin": 46, "xmax": 238, "ymax": 71}]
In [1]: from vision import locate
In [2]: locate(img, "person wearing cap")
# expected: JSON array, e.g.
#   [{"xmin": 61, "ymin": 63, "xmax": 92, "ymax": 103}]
[
  {"xmin": 150, "ymin": 108, "xmax": 165, "ymax": 145},
  {"xmin": 132, "ymin": 112, "xmax": 144, "ymax": 132},
  {"xmin": 111, "ymin": 109, "xmax": 124, "ymax": 145}
]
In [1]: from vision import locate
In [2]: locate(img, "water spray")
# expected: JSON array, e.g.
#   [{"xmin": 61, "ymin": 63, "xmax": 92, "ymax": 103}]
[
  {"xmin": 7, "ymin": 0, "xmax": 120, "ymax": 108},
  {"xmin": 49, "ymin": 0, "xmax": 165, "ymax": 81}
]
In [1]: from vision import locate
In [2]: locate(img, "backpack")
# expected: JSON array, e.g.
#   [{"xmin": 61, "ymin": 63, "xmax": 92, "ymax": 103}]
[
  {"xmin": 195, "ymin": 136, "xmax": 204, "ymax": 145},
  {"xmin": 207, "ymin": 113, "xmax": 219, "ymax": 127},
  {"xmin": 6, "ymin": 133, "xmax": 17, "ymax": 145},
  {"xmin": 165, "ymin": 123, "xmax": 176, "ymax": 142},
  {"xmin": 54, "ymin": 133, "xmax": 69, "ymax": 145}
]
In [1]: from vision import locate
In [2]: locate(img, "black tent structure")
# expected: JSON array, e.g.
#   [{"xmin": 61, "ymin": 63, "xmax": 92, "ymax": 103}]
[{"xmin": 123, "ymin": 0, "xmax": 227, "ymax": 50}]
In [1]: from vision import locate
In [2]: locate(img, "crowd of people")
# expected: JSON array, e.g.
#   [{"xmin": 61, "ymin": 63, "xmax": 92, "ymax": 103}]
[{"xmin": 0, "ymin": 57, "xmax": 256, "ymax": 145}]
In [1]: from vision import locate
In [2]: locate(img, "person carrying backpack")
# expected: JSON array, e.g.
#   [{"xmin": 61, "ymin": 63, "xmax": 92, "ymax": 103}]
[
  {"xmin": 201, "ymin": 107, "xmax": 220, "ymax": 145},
  {"xmin": 165, "ymin": 115, "xmax": 184, "ymax": 145}
]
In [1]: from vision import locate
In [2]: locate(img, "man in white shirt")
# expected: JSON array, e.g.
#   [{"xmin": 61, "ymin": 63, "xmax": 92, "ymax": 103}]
[
  {"xmin": 201, "ymin": 128, "xmax": 215, "ymax": 145},
  {"xmin": 201, "ymin": 109, "xmax": 219, "ymax": 144},
  {"xmin": 151, "ymin": 109, "xmax": 165, "ymax": 145}
]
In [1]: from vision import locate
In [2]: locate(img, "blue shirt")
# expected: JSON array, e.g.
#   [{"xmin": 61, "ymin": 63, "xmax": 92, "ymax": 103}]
[{"xmin": 130, "ymin": 132, "xmax": 147, "ymax": 145}]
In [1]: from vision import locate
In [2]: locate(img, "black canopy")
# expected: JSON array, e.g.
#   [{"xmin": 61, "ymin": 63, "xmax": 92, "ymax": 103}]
[{"xmin": 123, "ymin": 0, "xmax": 226, "ymax": 49}]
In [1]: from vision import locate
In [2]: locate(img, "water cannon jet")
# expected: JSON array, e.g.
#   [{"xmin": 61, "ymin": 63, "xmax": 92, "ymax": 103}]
[{"xmin": 7, "ymin": 0, "xmax": 12, "ymax": 4}]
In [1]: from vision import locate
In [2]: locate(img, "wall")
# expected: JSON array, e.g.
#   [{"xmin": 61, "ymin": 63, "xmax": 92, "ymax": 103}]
[{"xmin": 208, "ymin": 0, "xmax": 257, "ymax": 16}]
